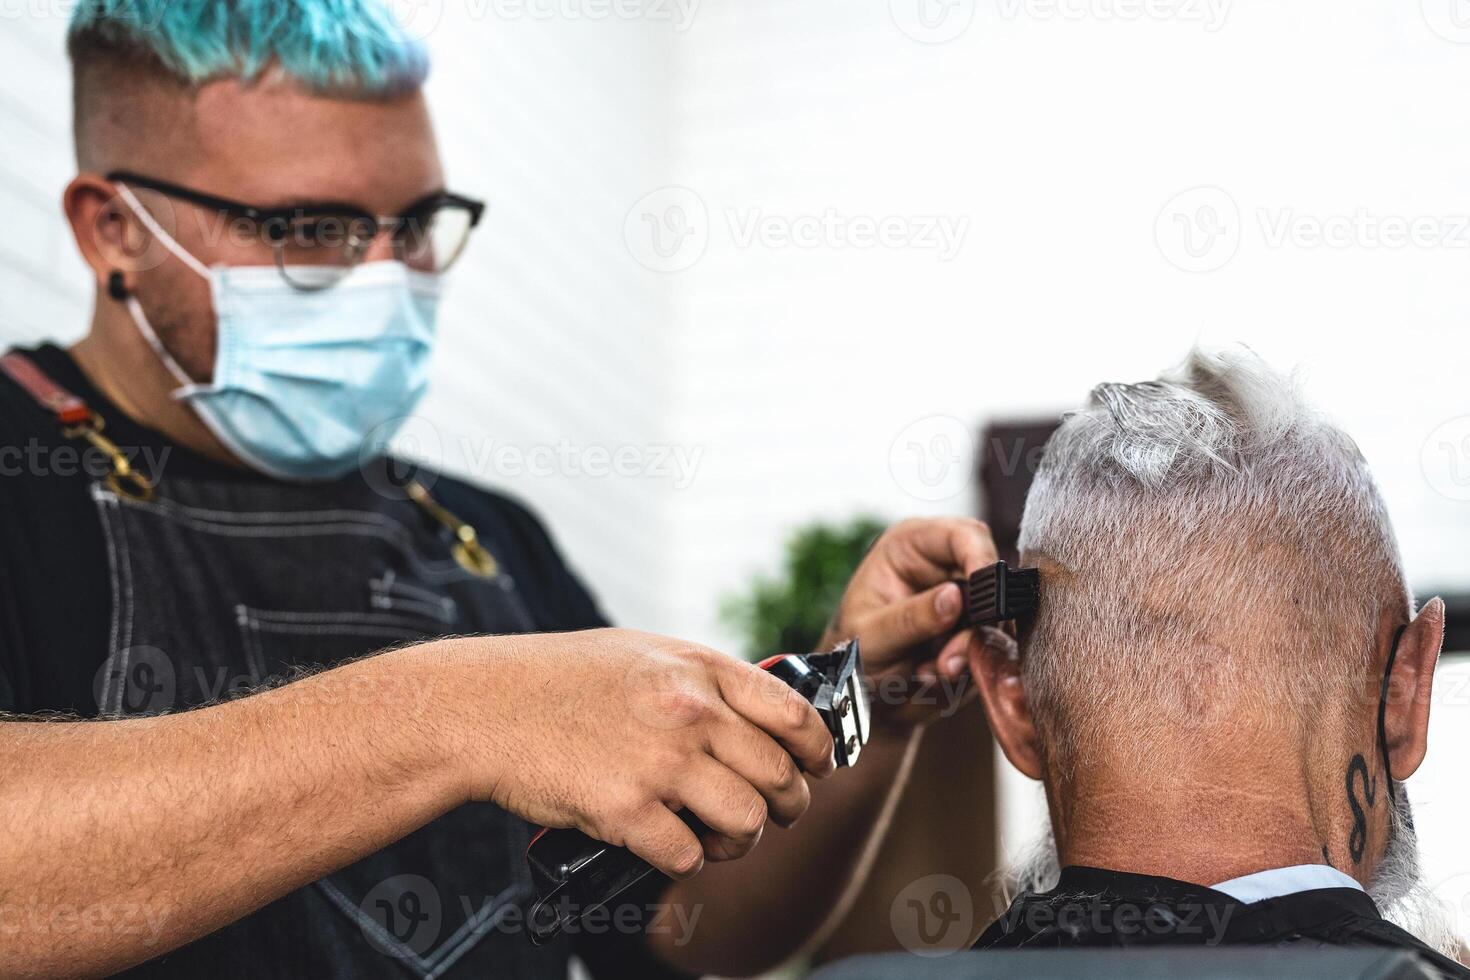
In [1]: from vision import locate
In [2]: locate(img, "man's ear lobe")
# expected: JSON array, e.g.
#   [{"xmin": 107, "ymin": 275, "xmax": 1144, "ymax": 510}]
[
  {"xmin": 968, "ymin": 628, "xmax": 1044, "ymax": 780},
  {"xmin": 1386, "ymin": 597, "xmax": 1445, "ymax": 782}
]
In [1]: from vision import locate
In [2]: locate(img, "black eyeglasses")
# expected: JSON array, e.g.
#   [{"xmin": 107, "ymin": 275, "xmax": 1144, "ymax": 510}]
[{"xmin": 107, "ymin": 170, "xmax": 486, "ymax": 290}]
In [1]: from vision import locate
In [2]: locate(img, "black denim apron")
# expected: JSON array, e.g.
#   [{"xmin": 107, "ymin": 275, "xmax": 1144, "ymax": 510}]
[{"xmin": 92, "ymin": 460, "xmax": 571, "ymax": 979}]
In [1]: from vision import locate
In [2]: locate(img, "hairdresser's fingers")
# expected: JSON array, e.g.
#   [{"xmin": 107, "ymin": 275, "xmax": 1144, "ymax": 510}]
[
  {"xmin": 853, "ymin": 580, "xmax": 966, "ymax": 662},
  {"xmin": 714, "ymin": 657, "xmax": 835, "ymax": 777},
  {"xmin": 934, "ymin": 629, "xmax": 974, "ymax": 680},
  {"xmin": 621, "ymin": 802, "xmax": 707, "ymax": 880},
  {"xmin": 676, "ymin": 757, "xmax": 770, "ymax": 862},
  {"xmin": 937, "ymin": 625, "xmax": 1016, "ymax": 679},
  {"xmin": 708, "ymin": 712, "xmax": 812, "ymax": 828},
  {"xmin": 881, "ymin": 517, "xmax": 998, "ymax": 588}
]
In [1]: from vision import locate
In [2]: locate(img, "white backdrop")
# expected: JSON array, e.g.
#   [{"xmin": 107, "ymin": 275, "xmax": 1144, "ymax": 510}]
[{"xmin": 5, "ymin": 0, "xmax": 1470, "ymax": 949}]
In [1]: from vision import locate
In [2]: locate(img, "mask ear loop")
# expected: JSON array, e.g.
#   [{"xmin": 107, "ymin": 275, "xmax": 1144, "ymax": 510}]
[
  {"xmin": 110, "ymin": 182, "xmax": 212, "ymax": 394},
  {"xmin": 1378, "ymin": 623, "xmax": 1408, "ymax": 804}
]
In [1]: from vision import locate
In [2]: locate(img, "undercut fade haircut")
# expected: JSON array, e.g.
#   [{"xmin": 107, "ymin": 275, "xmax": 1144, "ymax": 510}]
[
  {"xmin": 67, "ymin": 0, "xmax": 429, "ymax": 95},
  {"xmin": 1018, "ymin": 347, "xmax": 1410, "ymax": 773}
]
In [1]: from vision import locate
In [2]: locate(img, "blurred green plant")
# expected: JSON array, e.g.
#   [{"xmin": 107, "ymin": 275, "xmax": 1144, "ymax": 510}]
[{"xmin": 720, "ymin": 516, "xmax": 889, "ymax": 659}]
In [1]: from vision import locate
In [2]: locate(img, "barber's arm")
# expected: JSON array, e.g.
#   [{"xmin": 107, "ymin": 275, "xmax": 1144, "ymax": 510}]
[
  {"xmin": 0, "ymin": 629, "xmax": 834, "ymax": 977},
  {"xmin": 650, "ymin": 517, "xmax": 996, "ymax": 976}
]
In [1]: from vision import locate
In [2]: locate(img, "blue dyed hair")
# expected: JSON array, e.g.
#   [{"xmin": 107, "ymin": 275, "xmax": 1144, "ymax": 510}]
[{"xmin": 68, "ymin": 0, "xmax": 429, "ymax": 94}]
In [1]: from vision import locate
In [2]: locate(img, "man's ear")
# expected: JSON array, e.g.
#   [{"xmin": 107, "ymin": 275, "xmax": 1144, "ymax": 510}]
[
  {"xmin": 968, "ymin": 627, "xmax": 1043, "ymax": 780},
  {"xmin": 62, "ymin": 173, "xmax": 159, "ymax": 296},
  {"xmin": 1385, "ymin": 597, "xmax": 1445, "ymax": 782}
]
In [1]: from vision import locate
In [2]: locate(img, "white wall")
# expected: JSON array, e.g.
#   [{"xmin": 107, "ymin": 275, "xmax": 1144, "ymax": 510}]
[
  {"xmin": 11, "ymin": 0, "xmax": 1467, "ymax": 642},
  {"xmin": 659, "ymin": 0, "xmax": 1470, "ymax": 651}
]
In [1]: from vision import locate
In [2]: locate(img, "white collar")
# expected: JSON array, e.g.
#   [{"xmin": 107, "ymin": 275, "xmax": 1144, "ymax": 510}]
[{"xmin": 1211, "ymin": 864, "xmax": 1365, "ymax": 904}]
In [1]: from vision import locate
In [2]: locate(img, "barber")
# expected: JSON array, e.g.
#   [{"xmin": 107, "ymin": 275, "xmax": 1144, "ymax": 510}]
[{"xmin": 0, "ymin": 3, "xmax": 995, "ymax": 976}]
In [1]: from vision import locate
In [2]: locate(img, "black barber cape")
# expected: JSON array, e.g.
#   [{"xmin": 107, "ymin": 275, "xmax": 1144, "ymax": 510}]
[{"xmin": 976, "ymin": 865, "xmax": 1469, "ymax": 978}]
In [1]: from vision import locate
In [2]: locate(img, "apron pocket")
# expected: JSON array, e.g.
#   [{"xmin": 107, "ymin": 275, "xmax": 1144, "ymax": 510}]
[{"xmin": 235, "ymin": 606, "xmax": 448, "ymax": 686}]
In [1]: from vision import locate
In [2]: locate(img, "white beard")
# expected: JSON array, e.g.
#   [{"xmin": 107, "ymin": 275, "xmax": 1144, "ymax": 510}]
[
  {"xmin": 999, "ymin": 787, "xmax": 1459, "ymax": 958},
  {"xmin": 1370, "ymin": 786, "xmax": 1458, "ymax": 957}
]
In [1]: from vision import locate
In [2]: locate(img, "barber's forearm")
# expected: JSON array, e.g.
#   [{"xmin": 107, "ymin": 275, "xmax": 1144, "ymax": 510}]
[
  {"xmin": 650, "ymin": 725, "xmax": 924, "ymax": 977},
  {"xmin": 0, "ymin": 643, "xmax": 471, "ymax": 977}
]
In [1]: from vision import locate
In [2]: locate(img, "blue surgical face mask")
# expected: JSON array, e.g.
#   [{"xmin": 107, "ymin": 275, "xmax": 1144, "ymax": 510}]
[{"xmin": 115, "ymin": 182, "xmax": 440, "ymax": 481}]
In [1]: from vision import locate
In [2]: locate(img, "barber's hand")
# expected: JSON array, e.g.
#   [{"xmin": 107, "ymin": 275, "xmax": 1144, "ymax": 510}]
[
  {"xmin": 455, "ymin": 629, "xmax": 835, "ymax": 880},
  {"xmin": 821, "ymin": 517, "xmax": 998, "ymax": 730}
]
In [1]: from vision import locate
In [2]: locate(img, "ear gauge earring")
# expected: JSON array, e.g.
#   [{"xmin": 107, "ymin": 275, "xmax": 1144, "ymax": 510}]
[{"xmin": 107, "ymin": 270, "xmax": 128, "ymax": 301}]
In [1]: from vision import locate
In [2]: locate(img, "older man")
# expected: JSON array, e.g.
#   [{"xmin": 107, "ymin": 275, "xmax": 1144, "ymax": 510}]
[
  {"xmin": 0, "ymin": 1, "xmax": 994, "ymax": 976},
  {"xmin": 967, "ymin": 348, "xmax": 1467, "ymax": 976}
]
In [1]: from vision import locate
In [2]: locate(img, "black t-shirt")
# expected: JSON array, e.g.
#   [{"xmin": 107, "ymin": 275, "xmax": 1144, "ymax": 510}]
[{"xmin": 0, "ymin": 343, "xmax": 606, "ymax": 716}]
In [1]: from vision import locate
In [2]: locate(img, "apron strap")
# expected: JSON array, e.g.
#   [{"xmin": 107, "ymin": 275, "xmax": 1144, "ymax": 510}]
[
  {"xmin": 1, "ymin": 351, "xmax": 498, "ymax": 573},
  {"xmin": 0, "ymin": 350, "xmax": 95, "ymax": 427},
  {"xmin": 0, "ymin": 350, "xmax": 156, "ymax": 501}
]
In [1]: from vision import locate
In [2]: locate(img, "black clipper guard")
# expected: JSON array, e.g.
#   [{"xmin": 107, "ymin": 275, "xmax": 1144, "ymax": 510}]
[
  {"xmin": 955, "ymin": 559, "xmax": 1040, "ymax": 630},
  {"xmin": 524, "ymin": 638, "xmax": 869, "ymax": 945}
]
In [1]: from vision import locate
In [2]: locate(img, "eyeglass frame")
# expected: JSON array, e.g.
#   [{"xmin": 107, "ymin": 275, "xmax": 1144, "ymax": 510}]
[{"xmin": 105, "ymin": 170, "xmax": 486, "ymax": 288}]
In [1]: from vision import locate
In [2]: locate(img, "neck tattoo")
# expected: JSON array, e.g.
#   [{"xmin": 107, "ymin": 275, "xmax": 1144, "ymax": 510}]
[{"xmin": 1345, "ymin": 753, "xmax": 1377, "ymax": 864}]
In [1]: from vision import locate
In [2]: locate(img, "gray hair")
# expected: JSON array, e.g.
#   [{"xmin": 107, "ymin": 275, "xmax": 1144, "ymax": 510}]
[{"xmin": 1018, "ymin": 347, "xmax": 1410, "ymax": 771}]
